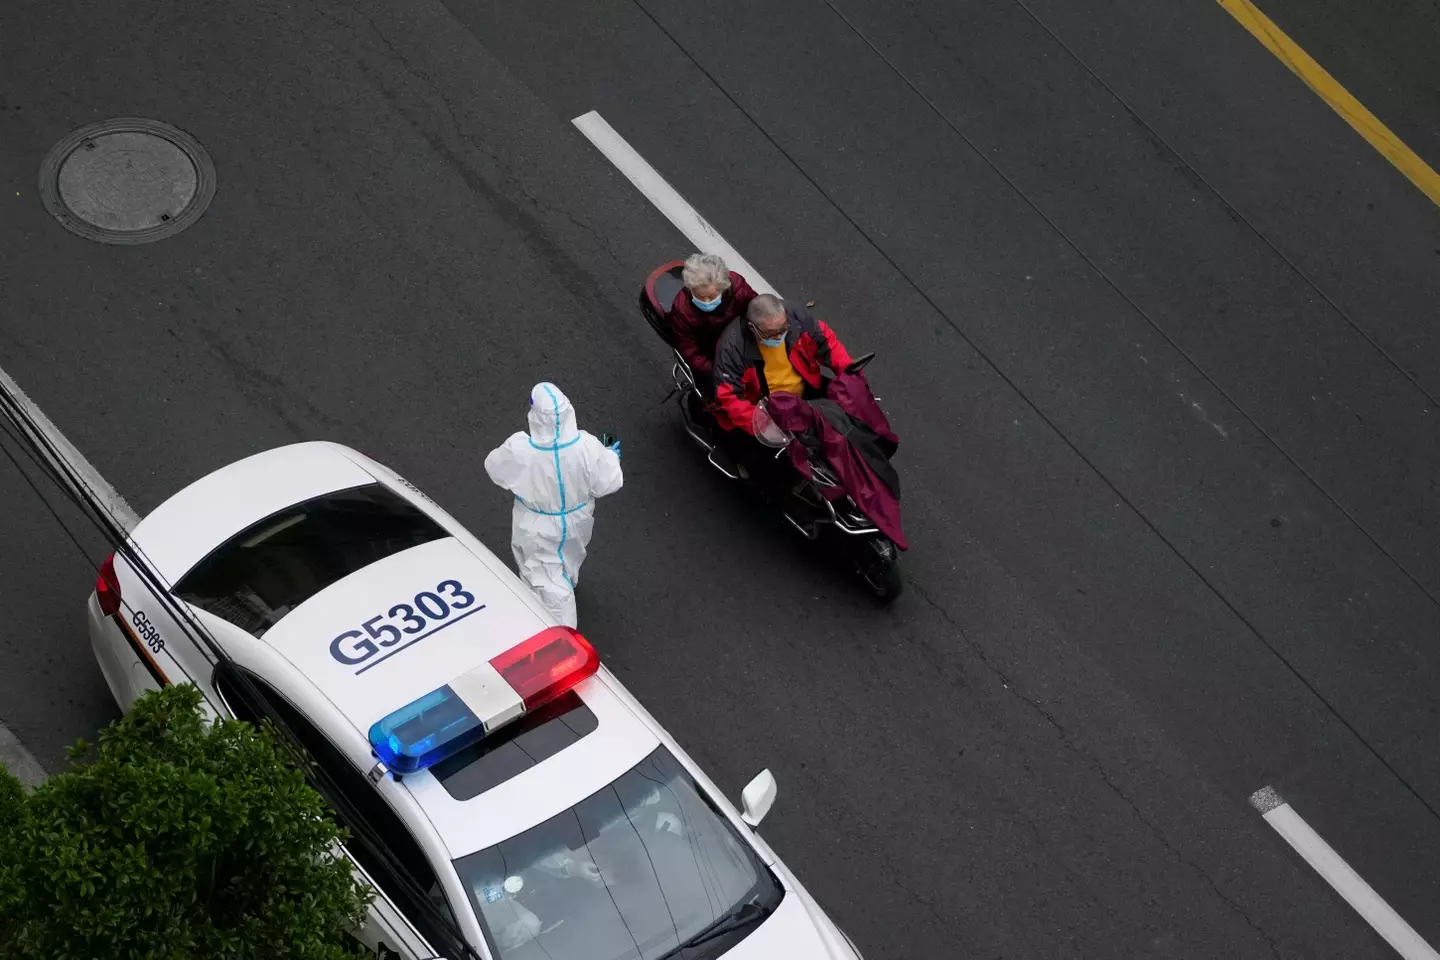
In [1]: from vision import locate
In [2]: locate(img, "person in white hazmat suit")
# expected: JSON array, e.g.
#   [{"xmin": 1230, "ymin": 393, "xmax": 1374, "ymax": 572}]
[{"xmin": 484, "ymin": 382, "xmax": 624, "ymax": 627}]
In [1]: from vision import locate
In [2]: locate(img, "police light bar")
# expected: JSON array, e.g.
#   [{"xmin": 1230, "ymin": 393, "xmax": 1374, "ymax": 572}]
[{"xmin": 368, "ymin": 627, "xmax": 599, "ymax": 775}]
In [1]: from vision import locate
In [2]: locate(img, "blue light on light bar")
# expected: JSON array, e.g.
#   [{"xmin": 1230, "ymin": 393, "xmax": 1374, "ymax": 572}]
[{"xmin": 368, "ymin": 685, "xmax": 485, "ymax": 774}]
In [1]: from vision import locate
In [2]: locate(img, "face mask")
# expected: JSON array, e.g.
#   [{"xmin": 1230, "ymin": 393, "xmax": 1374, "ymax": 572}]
[
  {"xmin": 692, "ymin": 294, "xmax": 723, "ymax": 312},
  {"xmin": 759, "ymin": 335, "xmax": 786, "ymax": 348}
]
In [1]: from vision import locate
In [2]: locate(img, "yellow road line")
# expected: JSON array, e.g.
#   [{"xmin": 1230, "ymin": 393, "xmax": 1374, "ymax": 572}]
[{"xmin": 1216, "ymin": 0, "xmax": 1440, "ymax": 208}]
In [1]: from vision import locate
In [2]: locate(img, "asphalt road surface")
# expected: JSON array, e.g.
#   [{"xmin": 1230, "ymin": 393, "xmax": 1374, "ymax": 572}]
[{"xmin": 3, "ymin": 0, "xmax": 1439, "ymax": 956}]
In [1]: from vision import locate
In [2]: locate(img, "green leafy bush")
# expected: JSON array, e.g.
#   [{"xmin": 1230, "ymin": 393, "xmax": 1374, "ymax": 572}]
[{"xmin": 0, "ymin": 683, "xmax": 372, "ymax": 959}]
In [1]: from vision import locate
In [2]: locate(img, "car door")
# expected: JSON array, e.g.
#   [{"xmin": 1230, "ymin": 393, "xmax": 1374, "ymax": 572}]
[{"xmin": 212, "ymin": 664, "xmax": 472, "ymax": 960}]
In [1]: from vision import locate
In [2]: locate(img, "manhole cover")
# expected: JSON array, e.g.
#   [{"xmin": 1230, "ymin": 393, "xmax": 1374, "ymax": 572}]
[{"xmin": 38, "ymin": 117, "xmax": 216, "ymax": 245}]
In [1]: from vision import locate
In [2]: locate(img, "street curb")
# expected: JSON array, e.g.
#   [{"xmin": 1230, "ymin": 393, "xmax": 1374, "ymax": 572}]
[{"xmin": 0, "ymin": 720, "xmax": 47, "ymax": 788}]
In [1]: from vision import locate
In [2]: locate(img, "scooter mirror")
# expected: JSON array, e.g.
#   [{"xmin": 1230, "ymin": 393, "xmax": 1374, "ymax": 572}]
[{"xmin": 845, "ymin": 352, "xmax": 876, "ymax": 374}]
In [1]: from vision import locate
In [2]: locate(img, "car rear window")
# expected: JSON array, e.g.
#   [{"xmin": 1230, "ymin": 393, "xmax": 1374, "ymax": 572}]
[
  {"xmin": 430, "ymin": 692, "xmax": 599, "ymax": 801},
  {"xmin": 173, "ymin": 483, "xmax": 446, "ymax": 637}
]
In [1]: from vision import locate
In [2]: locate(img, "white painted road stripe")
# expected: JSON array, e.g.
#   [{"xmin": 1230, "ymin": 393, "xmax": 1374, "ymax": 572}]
[
  {"xmin": 571, "ymin": 110, "xmax": 779, "ymax": 296},
  {"xmin": 0, "ymin": 364, "xmax": 139, "ymax": 532},
  {"xmin": 1250, "ymin": 786, "xmax": 1439, "ymax": 959},
  {"xmin": 0, "ymin": 721, "xmax": 45, "ymax": 787}
]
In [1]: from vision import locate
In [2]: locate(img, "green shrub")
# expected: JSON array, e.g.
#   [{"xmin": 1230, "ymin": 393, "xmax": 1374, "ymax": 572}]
[{"xmin": 0, "ymin": 683, "xmax": 372, "ymax": 959}]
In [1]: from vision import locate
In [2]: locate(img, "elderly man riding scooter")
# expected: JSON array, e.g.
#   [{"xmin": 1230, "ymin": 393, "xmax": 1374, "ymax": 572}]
[
  {"xmin": 712, "ymin": 294, "xmax": 906, "ymax": 553},
  {"xmin": 710, "ymin": 294, "xmax": 853, "ymax": 487}
]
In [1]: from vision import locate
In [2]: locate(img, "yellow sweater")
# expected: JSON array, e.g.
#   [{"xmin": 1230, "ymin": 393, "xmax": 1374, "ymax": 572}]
[{"xmin": 758, "ymin": 341, "xmax": 804, "ymax": 396}]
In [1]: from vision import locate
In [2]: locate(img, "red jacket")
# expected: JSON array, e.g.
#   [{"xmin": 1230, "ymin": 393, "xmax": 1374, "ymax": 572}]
[
  {"xmin": 711, "ymin": 302, "xmax": 853, "ymax": 434},
  {"xmin": 668, "ymin": 272, "xmax": 758, "ymax": 378}
]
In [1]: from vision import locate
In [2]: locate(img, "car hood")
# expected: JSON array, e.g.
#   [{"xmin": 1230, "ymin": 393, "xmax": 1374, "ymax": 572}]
[{"xmin": 723, "ymin": 889, "xmax": 858, "ymax": 960}]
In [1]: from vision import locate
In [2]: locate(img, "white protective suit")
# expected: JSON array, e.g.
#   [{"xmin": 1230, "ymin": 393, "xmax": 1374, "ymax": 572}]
[{"xmin": 483, "ymin": 383, "xmax": 624, "ymax": 627}]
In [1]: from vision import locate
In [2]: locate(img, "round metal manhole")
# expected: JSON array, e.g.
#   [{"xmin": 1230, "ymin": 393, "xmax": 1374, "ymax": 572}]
[{"xmin": 38, "ymin": 118, "xmax": 216, "ymax": 245}]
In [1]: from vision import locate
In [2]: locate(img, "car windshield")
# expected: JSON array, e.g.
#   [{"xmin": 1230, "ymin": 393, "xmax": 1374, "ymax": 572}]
[{"xmin": 454, "ymin": 746, "xmax": 783, "ymax": 960}]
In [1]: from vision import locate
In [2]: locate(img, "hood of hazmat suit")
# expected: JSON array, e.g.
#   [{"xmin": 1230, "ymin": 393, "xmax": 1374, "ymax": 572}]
[{"xmin": 483, "ymin": 383, "xmax": 624, "ymax": 627}]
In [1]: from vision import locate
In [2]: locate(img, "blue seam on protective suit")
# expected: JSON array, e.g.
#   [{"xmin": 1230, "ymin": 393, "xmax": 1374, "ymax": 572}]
[
  {"xmin": 514, "ymin": 496, "xmax": 588, "ymax": 516},
  {"xmin": 540, "ymin": 384, "xmax": 576, "ymax": 589},
  {"xmin": 528, "ymin": 435, "xmax": 580, "ymax": 451}
]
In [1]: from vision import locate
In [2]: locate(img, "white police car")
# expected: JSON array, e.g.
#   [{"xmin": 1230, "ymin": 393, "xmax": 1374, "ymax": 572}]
[{"xmin": 85, "ymin": 441, "xmax": 863, "ymax": 960}]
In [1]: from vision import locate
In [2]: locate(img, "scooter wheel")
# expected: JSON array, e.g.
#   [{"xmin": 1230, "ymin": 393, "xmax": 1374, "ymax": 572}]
[{"xmin": 855, "ymin": 535, "xmax": 902, "ymax": 604}]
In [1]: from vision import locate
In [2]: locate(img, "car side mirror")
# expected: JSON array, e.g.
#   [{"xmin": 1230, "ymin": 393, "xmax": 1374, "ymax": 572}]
[{"xmin": 740, "ymin": 769, "xmax": 777, "ymax": 827}]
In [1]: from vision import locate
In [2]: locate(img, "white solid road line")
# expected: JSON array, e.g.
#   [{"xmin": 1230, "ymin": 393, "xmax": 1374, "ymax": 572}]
[
  {"xmin": 0, "ymin": 363, "xmax": 139, "ymax": 532},
  {"xmin": 1, "ymin": 361, "xmax": 145, "ymax": 785},
  {"xmin": 1250, "ymin": 786, "xmax": 1440, "ymax": 959},
  {"xmin": 571, "ymin": 110, "xmax": 779, "ymax": 296}
]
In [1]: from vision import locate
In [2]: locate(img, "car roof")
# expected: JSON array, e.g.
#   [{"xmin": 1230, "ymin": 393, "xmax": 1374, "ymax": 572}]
[
  {"xmin": 257, "ymin": 536, "xmax": 550, "ymax": 733},
  {"xmin": 131, "ymin": 442, "xmax": 377, "ymax": 581},
  {"xmin": 254, "ymin": 533, "xmax": 662, "ymax": 858}
]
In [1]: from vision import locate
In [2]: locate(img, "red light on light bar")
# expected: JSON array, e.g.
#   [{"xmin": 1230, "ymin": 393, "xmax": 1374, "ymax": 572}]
[
  {"xmin": 96, "ymin": 553, "xmax": 122, "ymax": 617},
  {"xmin": 489, "ymin": 627, "xmax": 599, "ymax": 709}
]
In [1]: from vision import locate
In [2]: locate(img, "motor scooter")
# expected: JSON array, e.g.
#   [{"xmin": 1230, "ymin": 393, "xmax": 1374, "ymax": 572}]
[{"xmin": 640, "ymin": 261, "xmax": 903, "ymax": 603}]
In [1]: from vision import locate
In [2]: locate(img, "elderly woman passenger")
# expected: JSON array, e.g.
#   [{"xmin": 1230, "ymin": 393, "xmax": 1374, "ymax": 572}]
[{"xmin": 667, "ymin": 252, "xmax": 758, "ymax": 386}]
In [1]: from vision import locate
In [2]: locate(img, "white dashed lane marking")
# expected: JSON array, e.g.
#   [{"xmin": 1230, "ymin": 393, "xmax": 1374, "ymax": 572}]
[
  {"xmin": 1251, "ymin": 786, "xmax": 1439, "ymax": 959},
  {"xmin": 572, "ymin": 110, "xmax": 779, "ymax": 296}
]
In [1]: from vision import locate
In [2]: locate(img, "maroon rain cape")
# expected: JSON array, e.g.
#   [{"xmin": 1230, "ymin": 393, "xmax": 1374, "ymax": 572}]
[
  {"xmin": 765, "ymin": 374, "xmax": 907, "ymax": 550},
  {"xmin": 827, "ymin": 371, "xmax": 898, "ymax": 450}
]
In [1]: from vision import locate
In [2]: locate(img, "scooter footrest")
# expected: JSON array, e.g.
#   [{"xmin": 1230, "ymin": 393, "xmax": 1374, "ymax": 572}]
[{"xmin": 706, "ymin": 446, "xmax": 745, "ymax": 480}]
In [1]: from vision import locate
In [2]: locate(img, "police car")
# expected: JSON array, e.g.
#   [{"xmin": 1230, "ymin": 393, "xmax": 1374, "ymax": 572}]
[{"xmin": 85, "ymin": 441, "xmax": 863, "ymax": 960}]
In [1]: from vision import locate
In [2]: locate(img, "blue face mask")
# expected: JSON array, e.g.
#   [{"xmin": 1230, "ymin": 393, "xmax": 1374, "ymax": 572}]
[
  {"xmin": 692, "ymin": 294, "xmax": 723, "ymax": 312},
  {"xmin": 759, "ymin": 335, "xmax": 786, "ymax": 348}
]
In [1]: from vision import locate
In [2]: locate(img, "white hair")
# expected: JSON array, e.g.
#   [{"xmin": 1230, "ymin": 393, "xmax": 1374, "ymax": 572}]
[
  {"xmin": 747, "ymin": 294, "xmax": 786, "ymax": 324},
  {"xmin": 681, "ymin": 252, "xmax": 732, "ymax": 292}
]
